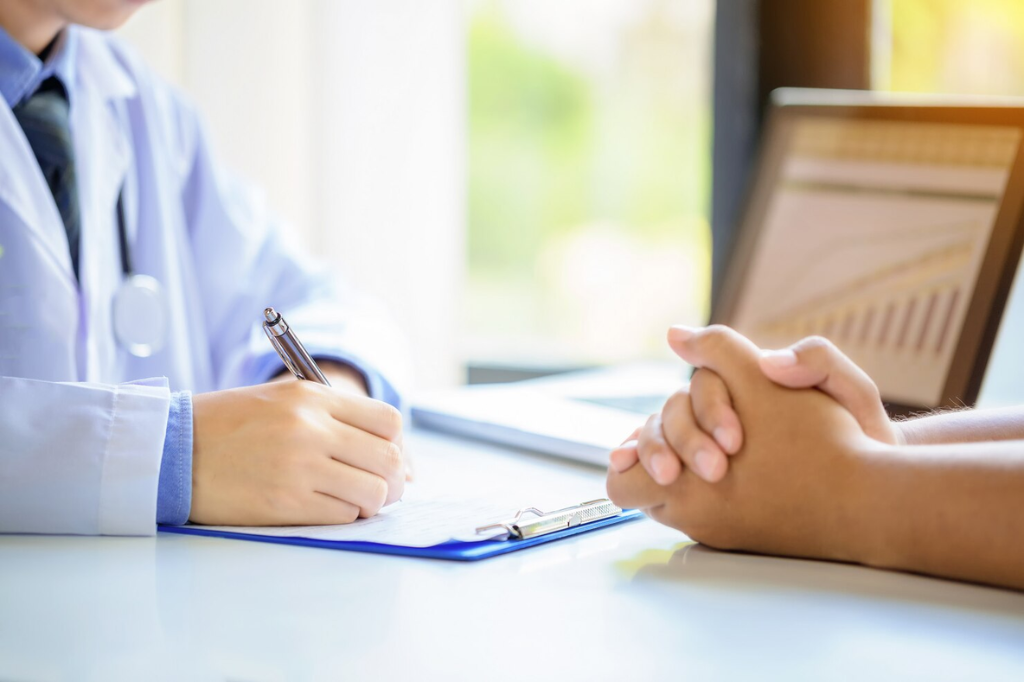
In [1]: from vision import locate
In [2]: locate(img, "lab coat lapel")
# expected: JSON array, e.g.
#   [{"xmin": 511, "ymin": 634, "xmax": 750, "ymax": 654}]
[
  {"xmin": 0, "ymin": 26, "xmax": 138, "ymax": 293},
  {"xmin": 0, "ymin": 102, "xmax": 77, "ymax": 288},
  {"xmin": 72, "ymin": 29, "xmax": 137, "ymax": 381},
  {"xmin": 74, "ymin": 27, "xmax": 136, "ymax": 251}
]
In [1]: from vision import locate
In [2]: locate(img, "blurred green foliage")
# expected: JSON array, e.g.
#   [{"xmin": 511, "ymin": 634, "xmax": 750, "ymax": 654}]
[
  {"xmin": 467, "ymin": 2, "xmax": 710, "ymax": 276},
  {"xmin": 468, "ymin": 6, "xmax": 592, "ymax": 273}
]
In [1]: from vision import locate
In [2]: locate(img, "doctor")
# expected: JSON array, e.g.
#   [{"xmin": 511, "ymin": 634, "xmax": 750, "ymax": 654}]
[{"xmin": 0, "ymin": 0, "xmax": 412, "ymax": 535}]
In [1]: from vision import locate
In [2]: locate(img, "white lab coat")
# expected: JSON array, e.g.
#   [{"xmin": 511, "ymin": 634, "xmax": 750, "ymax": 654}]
[{"xmin": 0, "ymin": 28, "xmax": 410, "ymax": 536}]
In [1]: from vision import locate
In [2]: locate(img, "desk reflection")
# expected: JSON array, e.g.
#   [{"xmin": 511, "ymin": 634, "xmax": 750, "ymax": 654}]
[{"xmin": 631, "ymin": 541, "xmax": 1024, "ymax": 618}]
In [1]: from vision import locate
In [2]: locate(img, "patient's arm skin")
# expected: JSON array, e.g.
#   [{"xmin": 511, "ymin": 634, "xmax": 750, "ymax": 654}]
[
  {"xmin": 857, "ymin": 437, "xmax": 1024, "ymax": 590},
  {"xmin": 897, "ymin": 406, "xmax": 1024, "ymax": 445},
  {"xmin": 607, "ymin": 325, "xmax": 1024, "ymax": 592}
]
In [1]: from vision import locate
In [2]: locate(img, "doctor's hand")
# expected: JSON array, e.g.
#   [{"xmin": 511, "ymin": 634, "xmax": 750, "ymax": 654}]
[
  {"xmin": 606, "ymin": 325, "xmax": 878, "ymax": 562},
  {"xmin": 188, "ymin": 380, "xmax": 405, "ymax": 526},
  {"xmin": 269, "ymin": 360, "xmax": 370, "ymax": 396}
]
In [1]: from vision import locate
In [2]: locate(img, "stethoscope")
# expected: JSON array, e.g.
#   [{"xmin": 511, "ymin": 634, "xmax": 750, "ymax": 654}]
[{"xmin": 111, "ymin": 188, "xmax": 167, "ymax": 358}]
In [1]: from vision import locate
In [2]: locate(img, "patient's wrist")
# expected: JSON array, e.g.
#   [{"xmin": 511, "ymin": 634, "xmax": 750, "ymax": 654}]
[
  {"xmin": 891, "ymin": 419, "xmax": 917, "ymax": 446},
  {"xmin": 840, "ymin": 441, "xmax": 913, "ymax": 571},
  {"xmin": 815, "ymin": 437, "xmax": 879, "ymax": 565}
]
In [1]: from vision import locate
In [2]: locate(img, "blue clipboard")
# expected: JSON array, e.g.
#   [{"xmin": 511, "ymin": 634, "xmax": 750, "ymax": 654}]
[{"xmin": 159, "ymin": 506, "xmax": 643, "ymax": 561}]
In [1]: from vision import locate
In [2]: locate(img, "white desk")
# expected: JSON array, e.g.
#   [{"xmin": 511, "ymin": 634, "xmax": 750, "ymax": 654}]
[{"xmin": 2, "ymin": 430, "xmax": 1024, "ymax": 681}]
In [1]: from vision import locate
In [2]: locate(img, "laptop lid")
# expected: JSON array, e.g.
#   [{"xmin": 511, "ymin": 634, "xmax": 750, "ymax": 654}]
[{"xmin": 713, "ymin": 89, "xmax": 1024, "ymax": 413}]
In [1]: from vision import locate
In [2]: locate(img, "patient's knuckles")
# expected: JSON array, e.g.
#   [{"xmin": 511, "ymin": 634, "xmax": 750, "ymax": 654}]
[
  {"xmin": 800, "ymin": 335, "xmax": 832, "ymax": 349},
  {"xmin": 691, "ymin": 371, "xmax": 732, "ymax": 420},
  {"xmin": 606, "ymin": 468, "xmax": 661, "ymax": 509},
  {"xmin": 696, "ymin": 325, "xmax": 736, "ymax": 353},
  {"xmin": 689, "ymin": 326, "xmax": 764, "ymax": 388},
  {"xmin": 662, "ymin": 387, "xmax": 692, "ymax": 422},
  {"xmin": 636, "ymin": 414, "xmax": 663, "ymax": 453}
]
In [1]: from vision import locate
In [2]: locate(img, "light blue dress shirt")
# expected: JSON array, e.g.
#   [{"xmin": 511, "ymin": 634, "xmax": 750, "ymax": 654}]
[{"xmin": 0, "ymin": 24, "xmax": 407, "ymax": 532}]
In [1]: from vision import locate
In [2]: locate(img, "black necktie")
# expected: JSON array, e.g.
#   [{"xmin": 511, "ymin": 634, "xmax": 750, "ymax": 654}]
[{"xmin": 13, "ymin": 77, "xmax": 81, "ymax": 280}]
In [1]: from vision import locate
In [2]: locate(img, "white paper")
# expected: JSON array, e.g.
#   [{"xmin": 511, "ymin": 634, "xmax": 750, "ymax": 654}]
[{"xmin": 188, "ymin": 451, "xmax": 608, "ymax": 548}]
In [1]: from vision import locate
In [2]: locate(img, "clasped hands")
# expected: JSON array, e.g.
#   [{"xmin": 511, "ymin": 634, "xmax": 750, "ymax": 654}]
[{"xmin": 606, "ymin": 325, "xmax": 899, "ymax": 564}]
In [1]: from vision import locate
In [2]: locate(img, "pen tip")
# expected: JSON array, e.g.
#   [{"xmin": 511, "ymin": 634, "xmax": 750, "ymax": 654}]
[{"xmin": 264, "ymin": 307, "xmax": 278, "ymax": 323}]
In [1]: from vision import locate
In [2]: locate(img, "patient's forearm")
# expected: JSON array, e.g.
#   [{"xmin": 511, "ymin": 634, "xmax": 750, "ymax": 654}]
[
  {"xmin": 898, "ymin": 406, "xmax": 1024, "ymax": 445},
  {"xmin": 855, "ymin": 439, "xmax": 1024, "ymax": 590}
]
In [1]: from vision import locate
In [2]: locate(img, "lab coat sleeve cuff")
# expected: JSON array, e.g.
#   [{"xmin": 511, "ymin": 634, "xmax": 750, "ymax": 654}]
[
  {"xmin": 248, "ymin": 346, "xmax": 404, "ymax": 411},
  {"xmin": 156, "ymin": 391, "xmax": 193, "ymax": 526},
  {"xmin": 98, "ymin": 378, "xmax": 172, "ymax": 536}
]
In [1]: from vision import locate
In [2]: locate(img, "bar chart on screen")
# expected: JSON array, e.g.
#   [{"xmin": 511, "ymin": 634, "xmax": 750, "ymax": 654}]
[
  {"xmin": 756, "ymin": 225, "xmax": 975, "ymax": 354},
  {"xmin": 729, "ymin": 119, "xmax": 1020, "ymax": 406}
]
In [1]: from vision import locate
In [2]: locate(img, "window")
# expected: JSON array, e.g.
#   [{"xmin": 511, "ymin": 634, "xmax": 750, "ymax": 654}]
[
  {"xmin": 464, "ymin": 0, "xmax": 715, "ymax": 371},
  {"xmin": 120, "ymin": 1, "xmax": 715, "ymax": 387},
  {"xmin": 875, "ymin": 0, "xmax": 1024, "ymax": 94}
]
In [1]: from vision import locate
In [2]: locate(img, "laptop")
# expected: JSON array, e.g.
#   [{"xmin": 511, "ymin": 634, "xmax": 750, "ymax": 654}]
[{"xmin": 413, "ymin": 88, "xmax": 1024, "ymax": 465}]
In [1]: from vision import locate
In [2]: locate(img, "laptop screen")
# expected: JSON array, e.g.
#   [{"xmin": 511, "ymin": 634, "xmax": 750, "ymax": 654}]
[{"xmin": 718, "ymin": 100, "xmax": 1024, "ymax": 408}]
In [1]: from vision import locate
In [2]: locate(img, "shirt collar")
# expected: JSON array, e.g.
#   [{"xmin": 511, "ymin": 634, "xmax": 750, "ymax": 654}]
[{"xmin": 0, "ymin": 23, "xmax": 78, "ymax": 108}]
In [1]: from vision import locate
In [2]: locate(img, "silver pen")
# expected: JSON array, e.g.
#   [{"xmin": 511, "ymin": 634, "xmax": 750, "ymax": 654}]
[{"xmin": 262, "ymin": 307, "xmax": 331, "ymax": 386}]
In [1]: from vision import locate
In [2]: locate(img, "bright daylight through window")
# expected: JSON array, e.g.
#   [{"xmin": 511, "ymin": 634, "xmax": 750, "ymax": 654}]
[{"xmin": 463, "ymin": 0, "xmax": 714, "ymax": 373}]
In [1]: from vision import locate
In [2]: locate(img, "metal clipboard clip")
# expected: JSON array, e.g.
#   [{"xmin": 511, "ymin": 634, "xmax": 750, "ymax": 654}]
[{"xmin": 475, "ymin": 499, "xmax": 623, "ymax": 541}]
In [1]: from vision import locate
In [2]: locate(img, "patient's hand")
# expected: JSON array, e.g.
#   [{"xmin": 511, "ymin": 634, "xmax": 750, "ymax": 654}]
[
  {"xmin": 609, "ymin": 369, "xmax": 740, "ymax": 484},
  {"xmin": 609, "ymin": 332, "xmax": 901, "ymax": 485},
  {"xmin": 606, "ymin": 326, "xmax": 879, "ymax": 562},
  {"xmin": 739, "ymin": 334, "xmax": 900, "ymax": 445}
]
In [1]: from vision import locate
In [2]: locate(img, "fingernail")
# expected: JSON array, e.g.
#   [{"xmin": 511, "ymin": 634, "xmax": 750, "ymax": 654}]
[
  {"xmin": 619, "ymin": 438, "xmax": 639, "ymax": 449},
  {"xmin": 650, "ymin": 451, "xmax": 672, "ymax": 484},
  {"xmin": 609, "ymin": 448, "xmax": 634, "ymax": 472},
  {"xmin": 668, "ymin": 325, "xmax": 697, "ymax": 341},
  {"xmin": 695, "ymin": 449, "xmax": 721, "ymax": 482},
  {"xmin": 713, "ymin": 427, "xmax": 736, "ymax": 453},
  {"xmin": 761, "ymin": 348, "xmax": 797, "ymax": 368}
]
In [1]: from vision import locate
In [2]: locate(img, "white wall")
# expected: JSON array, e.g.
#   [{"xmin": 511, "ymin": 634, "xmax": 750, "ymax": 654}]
[{"xmin": 117, "ymin": 0, "xmax": 466, "ymax": 390}]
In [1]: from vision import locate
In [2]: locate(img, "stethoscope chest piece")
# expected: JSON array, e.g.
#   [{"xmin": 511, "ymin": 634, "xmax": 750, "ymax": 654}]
[{"xmin": 112, "ymin": 273, "xmax": 167, "ymax": 358}]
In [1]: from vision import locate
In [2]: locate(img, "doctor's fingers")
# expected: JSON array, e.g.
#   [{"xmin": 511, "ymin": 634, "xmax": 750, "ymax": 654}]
[
  {"xmin": 310, "ymin": 457, "xmax": 392, "ymax": 518},
  {"xmin": 280, "ymin": 493, "xmax": 360, "ymax": 528},
  {"xmin": 288, "ymin": 380, "xmax": 404, "ymax": 442},
  {"xmin": 637, "ymin": 412, "xmax": 683, "ymax": 486},
  {"xmin": 666, "ymin": 325, "xmax": 763, "ymax": 393},
  {"xmin": 689, "ymin": 369, "xmax": 744, "ymax": 455},
  {"xmin": 326, "ymin": 421, "xmax": 406, "ymax": 503},
  {"xmin": 661, "ymin": 385, "xmax": 728, "ymax": 483},
  {"xmin": 294, "ymin": 493, "xmax": 362, "ymax": 526}
]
